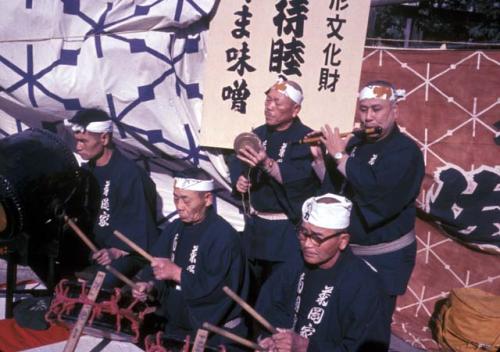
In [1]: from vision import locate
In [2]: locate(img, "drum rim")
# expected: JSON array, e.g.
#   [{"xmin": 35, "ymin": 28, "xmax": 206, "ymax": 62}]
[
  {"xmin": 233, "ymin": 132, "xmax": 262, "ymax": 153},
  {"xmin": 58, "ymin": 318, "xmax": 136, "ymax": 342},
  {"xmin": 0, "ymin": 203, "xmax": 6, "ymax": 233},
  {"xmin": 0, "ymin": 175, "xmax": 23, "ymax": 237},
  {"xmin": 31, "ymin": 128, "xmax": 79, "ymax": 170},
  {"xmin": 145, "ymin": 334, "xmax": 220, "ymax": 352}
]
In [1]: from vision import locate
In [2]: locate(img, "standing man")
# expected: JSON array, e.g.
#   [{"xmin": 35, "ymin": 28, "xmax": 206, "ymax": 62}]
[
  {"xmin": 229, "ymin": 78, "xmax": 320, "ymax": 300},
  {"xmin": 67, "ymin": 108, "xmax": 158, "ymax": 288},
  {"xmin": 133, "ymin": 168, "xmax": 249, "ymax": 348},
  {"xmin": 312, "ymin": 80, "xmax": 425, "ymax": 339},
  {"xmin": 257, "ymin": 194, "xmax": 389, "ymax": 352}
]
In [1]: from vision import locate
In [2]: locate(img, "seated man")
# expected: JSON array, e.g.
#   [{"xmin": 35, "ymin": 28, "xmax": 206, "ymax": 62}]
[
  {"xmin": 133, "ymin": 168, "xmax": 249, "ymax": 348},
  {"xmin": 66, "ymin": 108, "xmax": 158, "ymax": 288},
  {"xmin": 256, "ymin": 194, "xmax": 389, "ymax": 352}
]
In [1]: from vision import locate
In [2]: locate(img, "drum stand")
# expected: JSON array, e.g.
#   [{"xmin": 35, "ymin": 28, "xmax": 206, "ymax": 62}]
[{"xmin": 1, "ymin": 233, "xmax": 56, "ymax": 319}]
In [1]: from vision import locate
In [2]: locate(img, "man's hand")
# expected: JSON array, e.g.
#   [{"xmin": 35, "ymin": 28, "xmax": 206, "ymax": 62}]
[
  {"xmin": 272, "ymin": 329, "xmax": 309, "ymax": 352},
  {"xmin": 257, "ymin": 329, "xmax": 309, "ymax": 352},
  {"xmin": 236, "ymin": 175, "xmax": 252, "ymax": 193},
  {"xmin": 258, "ymin": 336, "xmax": 276, "ymax": 351},
  {"xmin": 237, "ymin": 145, "xmax": 268, "ymax": 168},
  {"xmin": 92, "ymin": 248, "xmax": 127, "ymax": 266},
  {"xmin": 132, "ymin": 281, "xmax": 154, "ymax": 302},
  {"xmin": 151, "ymin": 257, "xmax": 182, "ymax": 283},
  {"xmin": 320, "ymin": 124, "xmax": 351, "ymax": 157}
]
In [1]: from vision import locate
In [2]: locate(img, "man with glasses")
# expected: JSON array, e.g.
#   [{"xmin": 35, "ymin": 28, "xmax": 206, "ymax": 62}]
[{"xmin": 256, "ymin": 194, "xmax": 389, "ymax": 352}]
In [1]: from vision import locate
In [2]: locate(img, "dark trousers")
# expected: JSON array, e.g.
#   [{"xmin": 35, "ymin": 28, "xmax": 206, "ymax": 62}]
[
  {"xmin": 243, "ymin": 216, "xmax": 302, "ymax": 302},
  {"xmin": 358, "ymin": 241, "xmax": 416, "ymax": 345},
  {"xmin": 248, "ymin": 259, "xmax": 279, "ymax": 305}
]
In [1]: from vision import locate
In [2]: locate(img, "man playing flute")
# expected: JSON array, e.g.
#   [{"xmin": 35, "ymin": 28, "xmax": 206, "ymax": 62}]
[{"xmin": 311, "ymin": 81, "xmax": 425, "ymax": 342}]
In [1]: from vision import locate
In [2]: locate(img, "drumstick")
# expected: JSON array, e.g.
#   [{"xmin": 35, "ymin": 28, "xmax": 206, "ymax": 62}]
[
  {"xmin": 113, "ymin": 230, "xmax": 154, "ymax": 263},
  {"xmin": 65, "ymin": 216, "xmax": 98, "ymax": 252},
  {"xmin": 105, "ymin": 266, "xmax": 137, "ymax": 290},
  {"xmin": 64, "ymin": 216, "xmax": 139, "ymax": 290},
  {"xmin": 112, "ymin": 230, "xmax": 171, "ymax": 302},
  {"xmin": 222, "ymin": 286, "xmax": 277, "ymax": 334},
  {"xmin": 202, "ymin": 322, "xmax": 265, "ymax": 351}
]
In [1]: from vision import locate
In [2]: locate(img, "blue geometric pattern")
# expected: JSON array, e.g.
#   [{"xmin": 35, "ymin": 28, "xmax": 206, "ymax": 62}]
[
  {"xmin": 1, "ymin": 1, "xmax": 210, "ymax": 162},
  {"xmin": 0, "ymin": 45, "xmax": 82, "ymax": 109},
  {"xmin": 0, "ymin": 0, "xmax": 242, "ymax": 227}
]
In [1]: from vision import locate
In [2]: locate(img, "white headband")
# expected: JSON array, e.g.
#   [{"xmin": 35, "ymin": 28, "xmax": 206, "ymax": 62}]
[
  {"xmin": 269, "ymin": 78, "xmax": 303, "ymax": 105},
  {"xmin": 359, "ymin": 85, "xmax": 406, "ymax": 102},
  {"xmin": 302, "ymin": 194, "xmax": 352, "ymax": 230},
  {"xmin": 64, "ymin": 119, "xmax": 113, "ymax": 134},
  {"xmin": 174, "ymin": 177, "xmax": 214, "ymax": 192}
]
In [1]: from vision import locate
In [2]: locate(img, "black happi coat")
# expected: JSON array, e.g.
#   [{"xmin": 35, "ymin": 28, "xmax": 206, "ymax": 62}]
[
  {"xmin": 143, "ymin": 208, "xmax": 249, "ymax": 343},
  {"xmin": 85, "ymin": 149, "xmax": 158, "ymax": 251},
  {"xmin": 256, "ymin": 248, "xmax": 389, "ymax": 352}
]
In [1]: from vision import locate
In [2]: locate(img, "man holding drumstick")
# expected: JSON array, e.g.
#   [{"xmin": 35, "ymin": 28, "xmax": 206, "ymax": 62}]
[
  {"xmin": 256, "ymin": 194, "xmax": 389, "ymax": 352},
  {"xmin": 66, "ymin": 108, "xmax": 158, "ymax": 288},
  {"xmin": 133, "ymin": 168, "xmax": 249, "ymax": 349}
]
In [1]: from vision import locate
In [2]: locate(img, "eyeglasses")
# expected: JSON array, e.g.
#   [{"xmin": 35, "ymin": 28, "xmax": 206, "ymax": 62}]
[{"xmin": 296, "ymin": 226, "xmax": 344, "ymax": 246}]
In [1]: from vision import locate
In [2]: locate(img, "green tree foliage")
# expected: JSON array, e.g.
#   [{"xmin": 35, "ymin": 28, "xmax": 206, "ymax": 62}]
[{"xmin": 373, "ymin": 0, "xmax": 499, "ymax": 43}]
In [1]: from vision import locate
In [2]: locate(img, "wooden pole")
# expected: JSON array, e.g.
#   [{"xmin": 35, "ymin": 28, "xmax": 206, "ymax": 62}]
[
  {"xmin": 113, "ymin": 230, "xmax": 154, "ymax": 262},
  {"xmin": 202, "ymin": 322, "xmax": 265, "ymax": 351},
  {"xmin": 223, "ymin": 286, "xmax": 277, "ymax": 334},
  {"xmin": 64, "ymin": 217, "xmax": 138, "ymax": 291}
]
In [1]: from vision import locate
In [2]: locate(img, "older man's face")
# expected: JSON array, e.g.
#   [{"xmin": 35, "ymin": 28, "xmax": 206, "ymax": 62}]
[
  {"xmin": 358, "ymin": 98, "xmax": 398, "ymax": 141},
  {"xmin": 298, "ymin": 221, "xmax": 349, "ymax": 269},
  {"xmin": 173, "ymin": 187, "xmax": 212, "ymax": 224},
  {"xmin": 264, "ymin": 88, "xmax": 300, "ymax": 131}
]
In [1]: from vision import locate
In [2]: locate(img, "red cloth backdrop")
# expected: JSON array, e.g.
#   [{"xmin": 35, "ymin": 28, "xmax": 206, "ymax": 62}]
[{"xmin": 360, "ymin": 49, "xmax": 500, "ymax": 350}]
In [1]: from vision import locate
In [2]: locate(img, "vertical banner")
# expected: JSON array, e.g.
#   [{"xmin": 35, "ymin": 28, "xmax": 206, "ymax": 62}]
[{"xmin": 201, "ymin": 0, "xmax": 370, "ymax": 149}]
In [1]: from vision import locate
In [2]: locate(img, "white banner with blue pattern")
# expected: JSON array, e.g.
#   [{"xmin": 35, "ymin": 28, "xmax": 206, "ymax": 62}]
[{"xmin": 0, "ymin": 0, "xmax": 244, "ymax": 229}]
